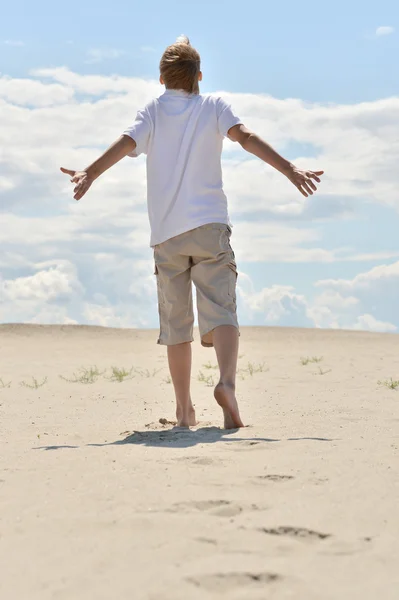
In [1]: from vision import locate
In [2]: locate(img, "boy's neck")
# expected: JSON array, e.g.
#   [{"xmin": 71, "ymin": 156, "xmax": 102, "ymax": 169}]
[{"xmin": 164, "ymin": 87, "xmax": 200, "ymax": 95}]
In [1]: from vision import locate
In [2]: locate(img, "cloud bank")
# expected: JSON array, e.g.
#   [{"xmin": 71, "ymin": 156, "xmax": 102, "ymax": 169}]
[{"xmin": 1, "ymin": 68, "xmax": 398, "ymax": 333}]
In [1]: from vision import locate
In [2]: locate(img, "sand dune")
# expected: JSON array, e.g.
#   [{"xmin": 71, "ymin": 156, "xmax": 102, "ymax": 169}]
[{"xmin": 0, "ymin": 324, "xmax": 398, "ymax": 599}]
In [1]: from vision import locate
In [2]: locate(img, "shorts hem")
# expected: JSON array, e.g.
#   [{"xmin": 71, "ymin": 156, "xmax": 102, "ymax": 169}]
[{"xmin": 157, "ymin": 337, "xmax": 194, "ymax": 346}]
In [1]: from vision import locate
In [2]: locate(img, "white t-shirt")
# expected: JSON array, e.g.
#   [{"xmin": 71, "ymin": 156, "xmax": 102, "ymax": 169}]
[{"xmin": 122, "ymin": 90, "xmax": 242, "ymax": 247}]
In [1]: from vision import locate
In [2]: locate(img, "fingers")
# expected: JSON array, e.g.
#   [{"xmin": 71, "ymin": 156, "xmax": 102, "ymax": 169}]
[
  {"xmin": 309, "ymin": 170, "xmax": 324, "ymax": 182},
  {"xmin": 73, "ymin": 180, "xmax": 90, "ymax": 201},
  {"xmin": 302, "ymin": 181, "xmax": 314, "ymax": 196},
  {"xmin": 297, "ymin": 184, "xmax": 308, "ymax": 198},
  {"xmin": 299, "ymin": 172, "xmax": 321, "ymax": 195},
  {"xmin": 74, "ymin": 187, "xmax": 86, "ymax": 200},
  {"xmin": 295, "ymin": 177, "xmax": 318, "ymax": 197},
  {"xmin": 307, "ymin": 178, "xmax": 317, "ymax": 191},
  {"xmin": 307, "ymin": 172, "xmax": 322, "ymax": 184},
  {"xmin": 60, "ymin": 167, "xmax": 75, "ymax": 177},
  {"xmin": 293, "ymin": 175, "xmax": 316, "ymax": 196}
]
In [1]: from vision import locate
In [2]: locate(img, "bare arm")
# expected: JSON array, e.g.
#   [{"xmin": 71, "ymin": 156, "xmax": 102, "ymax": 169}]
[
  {"xmin": 228, "ymin": 124, "xmax": 324, "ymax": 197},
  {"xmin": 60, "ymin": 134, "xmax": 136, "ymax": 201}
]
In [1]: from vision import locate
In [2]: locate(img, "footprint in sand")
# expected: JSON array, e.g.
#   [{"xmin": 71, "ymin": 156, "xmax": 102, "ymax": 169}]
[
  {"xmin": 170, "ymin": 500, "xmax": 243, "ymax": 517},
  {"xmin": 188, "ymin": 572, "xmax": 281, "ymax": 592},
  {"xmin": 231, "ymin": 439, "xmax": 279, "ymax": 451},
  {"xmin": 196, "ymin": 537, "xmax": 218, "ymax": 545},
  {"xmin": 260, "ymin": 526, "xmax": 331, "ymax": 540},
  {"xmin": 310, "ymin": 477, "xmax": 329, "ymax": 485},
  {"xmin": 321, "ymin": 537, "xmax": 373, "ymax": 556},
  {"xmin": 191, "ymin": 457, "xmax": 215, "ymax": 466},
  {"xmin": 255, "ymin": 474, "xmax": 294, "ymax": 482},
  {"xmin": 175, "ymin": 456, "xmax": 215, "ymax": 466}
]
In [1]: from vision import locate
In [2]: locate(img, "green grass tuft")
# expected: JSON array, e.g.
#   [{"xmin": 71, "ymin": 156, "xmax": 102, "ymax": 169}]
[
  {"xmin": 20, "ymin": 377, "xmax": 48, "ymax": 389},
  {"xmin": 245, "ymin": 362, "xmax": 268, "ymax": 376},
  {"xmin": 378, "ymin": 378, "xmax": 399, "ymax": 390},
  {"xmin": 317, "ymin": 367, "xmax": 332, "ymax": 376},
  {"xmin": 60, "ymin": 366, "xmax": 104, "ymax": 384},
  {"xmin": 106, "ymin": 366, "xmax": 135, "ymax": 383},
  {"xmin": 134, "ymin": 368, "xmax": 162, "ymax": 378},
  {"xmin": 198, "ymin": 371, "xmax": 215, "ymax": 387},
  {"xmin": 202, "ymin": 361, "xmax": 218, "ymax": 370},
  {"xmin": 301, "ymin": 356, "xmax": 323, "ymax": 366}
]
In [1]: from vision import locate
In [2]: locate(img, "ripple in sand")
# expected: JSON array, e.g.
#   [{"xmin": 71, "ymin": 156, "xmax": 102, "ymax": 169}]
[
  {"xmin": 260, "ymin": 526, "xmax": 331, "ymax": 540},
  {"xmin": 169, "ymin": 499, "xmax": 243, "ymax": 517},
  {"xmin": 188, "ymin": 572, "xmax": 281, "ymax": 592}
]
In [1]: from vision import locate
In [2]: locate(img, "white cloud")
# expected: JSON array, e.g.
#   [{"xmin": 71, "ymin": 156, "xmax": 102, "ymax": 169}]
[
  {"xmin": 316, "ymin": 261, "xmax": 399, "ymax": 293},
  {"xmin": 233, "ymin": 221, "xmax": 336, "ymax": 263},
  {"xmin": 352, "ymin": 314, "xmax": 396, "ymax": 333},
  {"xmin": 0, "ymin": 75, "xmax": 74, "ymax": 106},
  {"xmin": 238, "ymin": 282, "xmax": 313, "ymax": 328},
  {"xmin": 1, "ymin": 260, "xmax": 83, "ymax": 302},
  {"xmin": 376, "ymin": 26, "xmax": 395, "ymax": 37},
  {"xmin": 85, "ymin": 48, "xmax": 126, "ymax": 64},
  {"xmin": 1, "ymin": 68, "xmax": 399, "ymax": 332},
  {"xmin": 238, "ymin": 271, "xmax": 397, "ymax": 333},
  {"xmin": 312, "ymin": 261, "xmax": 399, "ymax": 331},
  {"xmin": 0, "ymin": 261, "xmax": 84, "ymax": 324},
  {"xmin": 3, "ymin": 40, "xmax": 24, "ymax": 46}
]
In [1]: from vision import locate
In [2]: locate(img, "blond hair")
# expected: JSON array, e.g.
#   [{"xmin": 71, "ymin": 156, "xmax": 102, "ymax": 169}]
[{"xmin": 160, "ymin": 35, "xmax": 201, "ymax": 95}]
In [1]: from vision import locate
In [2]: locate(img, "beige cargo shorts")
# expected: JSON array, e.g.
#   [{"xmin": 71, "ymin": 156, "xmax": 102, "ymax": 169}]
[{"xmin": 153, "ymin": 223, "xmax": 239, "ymax": 347}]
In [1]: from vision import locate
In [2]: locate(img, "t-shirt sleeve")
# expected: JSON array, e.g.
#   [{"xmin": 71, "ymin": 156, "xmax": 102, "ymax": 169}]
[
  {"xmin": 122, "ymin": 108, "xmax": 152, "ymax": 157},
  {"xmin": 216, "ymin": 97, "xmax": 243, "ymax": 139}
]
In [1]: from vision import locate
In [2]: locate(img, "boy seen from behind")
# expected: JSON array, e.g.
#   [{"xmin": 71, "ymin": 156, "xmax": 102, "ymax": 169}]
[{"xmin": 61, "ymin": 36, "xmax": 323, "ymax": 429}]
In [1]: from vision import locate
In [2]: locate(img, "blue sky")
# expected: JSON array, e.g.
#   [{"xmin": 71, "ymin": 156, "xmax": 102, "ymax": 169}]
[
  {"xmin": 2, "ymin": 0, "xmax": 398, "ymax": 102},
  {"xmin": 1, "ymin": 0, "xmax": 399, "ymax": 332}
]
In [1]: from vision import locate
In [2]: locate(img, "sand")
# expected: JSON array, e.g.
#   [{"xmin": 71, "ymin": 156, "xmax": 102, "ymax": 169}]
[{"xmin": 0, "ymin": 324, "xmax": 398, "ymax": 599}]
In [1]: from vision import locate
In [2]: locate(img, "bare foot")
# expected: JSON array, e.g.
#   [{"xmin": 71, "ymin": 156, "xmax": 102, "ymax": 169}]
[
  {"xmin": 214, "ymin": 382, "xmax": 244, "ymax": 429},
  {"xmin": 176, "ymin": 406, "xmax": 197, "ymax": 428}
]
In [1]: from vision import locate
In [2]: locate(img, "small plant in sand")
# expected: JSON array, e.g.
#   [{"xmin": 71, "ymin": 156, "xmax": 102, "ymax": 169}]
[
  {"xmin": 245, "ymin": 362, "xmax": 268, "ymax": 376},
  {"xmin": 317, "ymin": 367, "xmax": 332, "ymax": 376},
  {"xmin": 301, "ymin": 356, "xmax": 323, "ymax": 366},
  {"xmin": 106, "ymin": 366, "xmax": 135, "ymax": 383},
  {"xmin": 20, "ymin": 376, "xmax": 48, "ymax": 389},
  {"xmin": 198, "ymin": 371, "xmax": 215, "ymax": 387},
  {"xmin": 60, "ymin": 366, "xmax": 104, "ymax": 384},
  {"xmin": 0, "ymin": 378, "xmax": 11, "ymax": 389},
  {"xmin": 134, "ymin": 367, "xmax": 162, "ymax": 378},
  {"xmin": 203, "ymin": 361, "xmax": 218, "ymax": 370},
  {"xmin": 378, "ymin": 378, "xmax": 399, "ymax": 390}
]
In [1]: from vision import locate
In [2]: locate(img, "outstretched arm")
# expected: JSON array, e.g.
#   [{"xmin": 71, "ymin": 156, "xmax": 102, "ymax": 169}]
[
  {"xmin": 228, "ymin": 124, "xmax": 324, "ymax": 198},
  {"xmin": 60, "ymin": 135, "xmax": 136, "ymax": 201}
]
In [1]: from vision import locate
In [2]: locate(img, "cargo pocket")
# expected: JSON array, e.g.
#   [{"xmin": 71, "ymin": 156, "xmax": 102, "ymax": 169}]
[
  {"xmin": 154, "ymin": 264, "xmax": 165, "ymax": 308},
  {"xmin": 219, "ymin": 227, "xmax": 234, "ymax": 254},
  {"xmin": 227, "ymin": 260, "xmax": 238, "ymax": 303}
]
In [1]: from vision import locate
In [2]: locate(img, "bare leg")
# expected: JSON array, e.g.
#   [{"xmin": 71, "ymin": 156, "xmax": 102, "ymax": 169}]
[
  {"xmin": 167, "ymin": 342, "xmax": 196, "ymax": 427},
  {"xmin": 213, "ymin": 325, "xmax": 244, "ymax": 429}
]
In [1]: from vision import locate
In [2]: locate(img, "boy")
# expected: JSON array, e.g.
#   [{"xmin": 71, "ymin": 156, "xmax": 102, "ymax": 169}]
[{"xmin": 61, "ymin": 36, "xmax": 323, "ymax": 429}]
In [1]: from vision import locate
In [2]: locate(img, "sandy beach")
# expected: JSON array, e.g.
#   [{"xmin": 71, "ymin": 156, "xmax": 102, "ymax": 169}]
[{"xmin": 0, "ymin": 324, "xmax": 398, "ymax": 599}]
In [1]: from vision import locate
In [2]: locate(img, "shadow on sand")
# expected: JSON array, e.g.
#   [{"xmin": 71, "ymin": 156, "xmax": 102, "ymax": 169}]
[{"xmin": 35, "ymin": 425, "xmax": 334, "ymax": 451}]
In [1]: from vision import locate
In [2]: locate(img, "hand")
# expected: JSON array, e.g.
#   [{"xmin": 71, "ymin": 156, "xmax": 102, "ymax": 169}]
[
  {"xmin": 60, "ymin": 167, "xmax": 94, "ymax": 201},
  {"xmin": 285, "ymin": 166, "xmax": 324, "ymax": 198}
]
